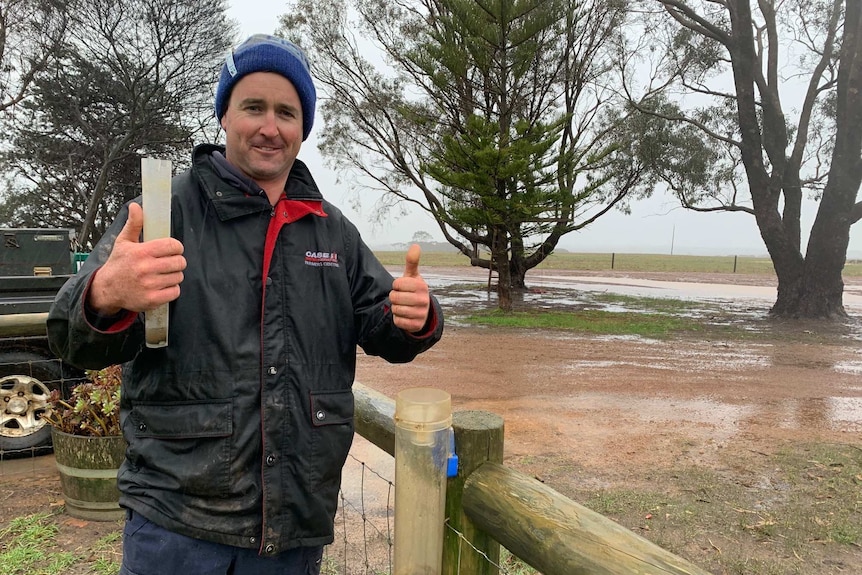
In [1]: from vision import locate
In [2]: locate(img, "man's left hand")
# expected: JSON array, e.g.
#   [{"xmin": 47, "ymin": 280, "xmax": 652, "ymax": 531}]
[{"xmin": 390, "ymin": 244, "xmax": 431, "ymax": 333}]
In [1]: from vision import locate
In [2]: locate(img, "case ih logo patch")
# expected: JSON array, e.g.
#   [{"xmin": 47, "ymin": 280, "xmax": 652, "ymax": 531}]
[{"xmin": 305, "ymin": 251, "xmax": 339, "ymax": 268}]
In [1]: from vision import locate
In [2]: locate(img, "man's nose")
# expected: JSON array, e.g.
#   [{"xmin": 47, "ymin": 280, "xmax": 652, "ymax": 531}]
[{"xmin": 259, "ymin": 111, "xmax": 279, "ymax": 137}]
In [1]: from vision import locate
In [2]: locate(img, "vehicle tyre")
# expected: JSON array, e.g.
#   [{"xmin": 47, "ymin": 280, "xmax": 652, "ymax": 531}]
[{"xmin": 0, "ymin": 350, "xmax": 63, "ymax": 454}]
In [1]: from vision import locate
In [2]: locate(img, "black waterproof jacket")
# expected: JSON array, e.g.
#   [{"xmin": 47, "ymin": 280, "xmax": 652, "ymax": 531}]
[{"xmin": 47, "ymin": 144, "xmax": 443, "ymax": 555}]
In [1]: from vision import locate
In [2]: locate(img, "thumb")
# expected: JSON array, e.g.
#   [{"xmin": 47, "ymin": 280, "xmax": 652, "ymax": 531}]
[
  {"xmin": 117, "ymin": 202, "xmax": 144, "ymax": 244},
  {"xmin": 403, "ymin": 244, "xmax": 421, "ymax": 278}
]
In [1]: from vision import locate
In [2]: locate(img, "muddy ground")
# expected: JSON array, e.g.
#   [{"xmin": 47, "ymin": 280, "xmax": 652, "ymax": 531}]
[{"xmin": 1, "ymin": 269, "xmax": 861, "ymax": 574}]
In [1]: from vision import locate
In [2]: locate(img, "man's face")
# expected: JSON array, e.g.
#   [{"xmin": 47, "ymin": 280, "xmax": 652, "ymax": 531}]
[{"xmin": 221, "ymin": 72, "xmax": 303, "ymax": 190}]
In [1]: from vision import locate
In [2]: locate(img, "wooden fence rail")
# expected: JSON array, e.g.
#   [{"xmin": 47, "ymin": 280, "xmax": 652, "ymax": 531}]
[{"xmin": 352, "ymin": 382, "xmax": 712, "ymax": 575}]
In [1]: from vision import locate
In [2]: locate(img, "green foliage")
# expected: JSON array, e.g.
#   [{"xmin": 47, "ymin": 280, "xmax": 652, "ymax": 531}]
[
  {"xmin": 282, "ymin": 0, "xmax": 640, "ymax": 306},
  {"xmin": 45, "ymin": 365, "xmax": 122, "ymax": 436}
]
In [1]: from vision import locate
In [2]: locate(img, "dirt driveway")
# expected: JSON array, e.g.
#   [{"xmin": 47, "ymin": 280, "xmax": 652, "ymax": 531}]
[{"xmin": 360, "ymin": 268, "xmax": 862, "ymax": 471}]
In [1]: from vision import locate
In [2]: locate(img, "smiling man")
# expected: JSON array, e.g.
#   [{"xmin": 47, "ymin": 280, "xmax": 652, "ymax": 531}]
[{"xmin": 47, "ymin": 34, "xmax": 444, "ymax": 575}]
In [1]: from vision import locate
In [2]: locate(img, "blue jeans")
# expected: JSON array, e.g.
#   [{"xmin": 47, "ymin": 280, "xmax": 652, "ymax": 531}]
[{"xmin": 119, "ymin": 510, "xmax": 324, "ymax": 575}]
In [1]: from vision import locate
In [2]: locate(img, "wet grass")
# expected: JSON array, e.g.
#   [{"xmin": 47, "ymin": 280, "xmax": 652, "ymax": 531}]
[
  {"xmin": 534, "ymin": 442, "xmax": 862, "ymax": 575},
  {"xmin": 0, "ymin": 512, "xmax": 78, "ymax": 575},
  {"xmin": 588, "ymin": 292, "xmax": 706, "ymax": 313},
  {"xmin": 463, "ymin": 308, "xmax": 704, "ymax": 338},
  {"xmin": 444, "ymin": 286, "xmax": 862, "ymax": 344},
  {"xmin": 0, "ymin": 510, "xmax": 122, "ymax": 575}
]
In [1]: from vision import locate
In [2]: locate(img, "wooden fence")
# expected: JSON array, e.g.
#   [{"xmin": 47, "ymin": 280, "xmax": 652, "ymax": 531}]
[{"xmin": 353, "ymin": 382, "xmax": 712, "ymax": 575}]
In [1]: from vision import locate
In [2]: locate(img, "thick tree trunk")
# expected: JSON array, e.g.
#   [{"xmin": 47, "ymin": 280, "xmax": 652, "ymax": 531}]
[
  {"xmin": 771, "ymin": 273, "xmax": 847, "ymax": 319},
  {"xmin": 771, "ymin": 0, "xmax": 862, "ymax": 319},
  {"xmin": 759, "ymin": 205, "xmax": 847, "ymax": 319}
]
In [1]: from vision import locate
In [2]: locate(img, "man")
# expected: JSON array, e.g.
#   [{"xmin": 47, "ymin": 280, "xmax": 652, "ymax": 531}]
[{"xmin": 47, "ymin": 34, "xmax": 443, "ymax": 575}]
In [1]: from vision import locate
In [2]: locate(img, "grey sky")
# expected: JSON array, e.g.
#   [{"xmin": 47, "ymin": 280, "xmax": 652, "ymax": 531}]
[{"xmin": 227, "ymin": 0, "xmax": 861, "ymax": 258}]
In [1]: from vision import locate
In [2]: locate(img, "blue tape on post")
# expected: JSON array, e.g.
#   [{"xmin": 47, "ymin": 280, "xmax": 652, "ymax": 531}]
[{"xmin": 447, "ymin": 427, "xmax": 458, "ymax": 478}]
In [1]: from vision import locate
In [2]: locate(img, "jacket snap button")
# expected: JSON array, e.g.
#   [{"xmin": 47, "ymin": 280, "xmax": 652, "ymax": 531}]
[
  {"xmin": 266, "ymin": 454, "xmax": 276, "ymax": 466},
  {"xmin": 249, "ymin": 537, "xmax": 257, "ymax": 545},
  {"xmin": 316, "ymin": 410, "xmax": 326, "ymax": 421},
  {"xmin": 268, "ymin": 366, "xmax": 277, "ymax": 375},
  {"xmin": 265, "ymin": 544, "xmax": 275, "ymax": 554},
  {"xmin": 138, "ymin": 423, "xmax": 147, "ymax": 432},
  {"xmin": 266, "ymin": 277, "xmax": 272, "ymax": 286}
]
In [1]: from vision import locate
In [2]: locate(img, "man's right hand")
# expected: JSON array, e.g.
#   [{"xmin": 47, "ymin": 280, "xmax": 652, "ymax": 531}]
[{"xmin": 87, "ymin": 202, "xmax": 186, "ymax": 315}]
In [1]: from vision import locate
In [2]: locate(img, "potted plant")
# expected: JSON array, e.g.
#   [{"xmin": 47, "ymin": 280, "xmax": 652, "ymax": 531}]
[{"xmin": 45, "ymin": 365, "xmax": 126, "ymax": 521}]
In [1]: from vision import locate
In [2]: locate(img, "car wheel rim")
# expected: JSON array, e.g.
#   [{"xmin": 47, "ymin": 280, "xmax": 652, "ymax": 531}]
[{"xmin": 0, "ymin": 375, "xmax": 52, "ymax": 438}]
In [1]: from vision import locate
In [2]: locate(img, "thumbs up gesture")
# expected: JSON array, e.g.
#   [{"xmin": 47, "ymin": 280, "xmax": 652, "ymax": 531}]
[
  {"xmin": 88, "ymin": 202, "xmax": 186, "ymax": 315},
  {"xmin": 390, "ymin": 244, "xmax": 431, "ymax": 333}
]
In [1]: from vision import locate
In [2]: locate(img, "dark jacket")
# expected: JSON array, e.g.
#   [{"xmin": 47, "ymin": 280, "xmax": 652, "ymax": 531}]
[{"xmin": 47, "ymin": 144, "xmax": 443, "ymax": 555}]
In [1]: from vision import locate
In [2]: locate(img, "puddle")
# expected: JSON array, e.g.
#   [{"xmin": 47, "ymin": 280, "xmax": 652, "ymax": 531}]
[
  {"xmin": 775, "ymin": 397, "xmax": 862, "ymax": 432},
  {"xmin": 834, "ymin": 362, "xmax": 862, "ymax": 375},
  {"xmin": 387, "ymin": 268, "xmax": 862, "ymax": 444}
]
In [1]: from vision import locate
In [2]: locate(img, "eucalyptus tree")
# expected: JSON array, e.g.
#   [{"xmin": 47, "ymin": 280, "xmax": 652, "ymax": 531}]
[
  {"xmin": 0, "ymin": 0, "xmax": 68, "ymax": 113},
  {"xmin": 281, "ymin": 0, "xmax": 647, "ymax": 310},
  {"xmin": 0, "ymin": 0, "xmax": 235, "ymax": 248},
  {"xmin": 618, "ymin": 0, "xmax": 861, "ymax": 318}
]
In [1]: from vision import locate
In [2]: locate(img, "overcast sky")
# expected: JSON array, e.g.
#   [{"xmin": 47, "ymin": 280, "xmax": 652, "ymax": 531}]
[{"xmin": 226, "ymin": 0, "xmax": 861, "ymax": 258}]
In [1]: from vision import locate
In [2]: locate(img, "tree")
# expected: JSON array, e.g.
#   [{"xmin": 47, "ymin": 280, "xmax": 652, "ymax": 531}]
[
  {"xmin": 281, "ymin": 0, "xmax": 650, "ymax": 310},
  {"xmin": 0, "ymin": 0, "xmax": 235, "ymax": 248},
  {"xmin": 412, "ymin": 230, "xmax": 434, "ymax": 243},
  {"xmin": 619, "ymin": 0, "xmax": 861, "ymax": 319},
  {"xmin": 0, "ymin": 0, "xmax": 69, "ymax": 113}
]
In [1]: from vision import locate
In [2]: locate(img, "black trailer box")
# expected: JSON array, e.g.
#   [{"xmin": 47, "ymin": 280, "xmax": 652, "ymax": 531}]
[{"xmin": 1, "ymin": 228, "xmax": 76, "ymax": 277}]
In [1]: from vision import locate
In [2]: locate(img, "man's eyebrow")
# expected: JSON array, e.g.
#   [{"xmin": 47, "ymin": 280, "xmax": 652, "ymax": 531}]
[
  {"xmin": 237, "ymin": 96, "xmax": 265, "ymax": 106},
  {"xmin": 276, "ymin": 102, "xmax": 301, "ymax": 114}
]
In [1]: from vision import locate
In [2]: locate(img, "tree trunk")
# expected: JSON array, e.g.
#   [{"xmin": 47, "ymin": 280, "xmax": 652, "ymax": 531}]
[
  {"xmin": 771, "ymin": 0, "xmax": 862, "ymax": 319},
  {"xmin": 493, "ymin": 227, "xmax": 512, "ymax": 311},
  {"xmin": 510, "ymin": 258, "xmax": 527, "ymax": 291}
]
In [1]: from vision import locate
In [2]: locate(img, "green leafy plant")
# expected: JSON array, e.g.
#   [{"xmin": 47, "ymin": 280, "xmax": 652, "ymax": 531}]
[{"xmin": 44, "ymin": 365, "xmax": 122, "ymax": 436}]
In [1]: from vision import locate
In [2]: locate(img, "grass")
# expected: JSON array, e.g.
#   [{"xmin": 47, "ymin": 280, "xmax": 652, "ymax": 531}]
[
  {"xmin": 0, "ymin": 512, "xmax": 78, "ymax": 575},
  {"xmin": 373, "ymin": 249, "xmax": 862, "ymax": 277},
  {"xmin": 565, "ymin": 442, "xmax": 862, "ymax": 574},
  {"xmin": 589, "ymin": 293, "xmax": 705, "ymax": 313},
  {"xmin": 463, "ymin": 308, "xmax": 705, "ymax": 338},
  {"xmin": 0, "ymin": 511, "xmax": 122, "ymax": 575}
]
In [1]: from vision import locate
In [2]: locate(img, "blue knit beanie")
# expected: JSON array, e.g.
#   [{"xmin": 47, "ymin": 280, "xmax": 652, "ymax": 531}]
[{"xmin": 215, "ymin": 34, "xmax": 316, "ymax": 141}]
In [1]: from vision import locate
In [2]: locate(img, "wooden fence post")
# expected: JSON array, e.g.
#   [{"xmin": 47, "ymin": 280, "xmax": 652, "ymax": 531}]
[{"xmin": 442, "ymin": 410, "xmax": 505, "ymax": 575}]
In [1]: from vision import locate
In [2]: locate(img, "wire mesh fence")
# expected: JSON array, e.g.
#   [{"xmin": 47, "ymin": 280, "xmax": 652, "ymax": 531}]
[{"xmin": 0, "ymin": 354, "xmax": 84, "ymax": 455}]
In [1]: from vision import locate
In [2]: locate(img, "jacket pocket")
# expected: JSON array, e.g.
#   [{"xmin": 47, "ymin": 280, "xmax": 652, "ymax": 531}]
[
  {"xmin": 127, "ymin": 400, "xmax": 233, "ymax": 498},
  {"xmin": 309, "ymin": 390, "xmax": 354, "ymax": 491}
]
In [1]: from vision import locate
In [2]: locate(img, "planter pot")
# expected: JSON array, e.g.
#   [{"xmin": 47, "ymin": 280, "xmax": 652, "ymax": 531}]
[{"xmin": 51, "ymin": 428, "xmax": 126, "ymax": 521}]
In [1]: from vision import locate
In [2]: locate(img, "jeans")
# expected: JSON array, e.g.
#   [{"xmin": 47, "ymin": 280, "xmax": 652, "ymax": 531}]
[{"xmin": 119, "ymin": 509, "xmax": 324, "ymax": 575}]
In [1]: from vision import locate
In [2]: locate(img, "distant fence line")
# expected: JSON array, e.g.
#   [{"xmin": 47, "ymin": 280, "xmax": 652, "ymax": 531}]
[{"xmin": 374, "ymin": 250, "xmax": 862, "ymax": 277}]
